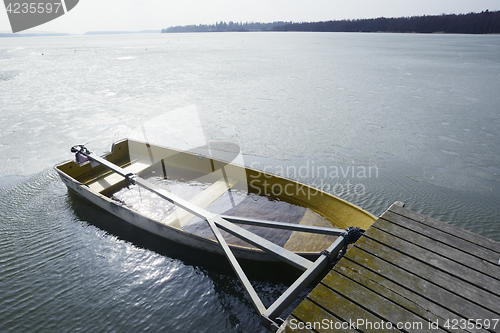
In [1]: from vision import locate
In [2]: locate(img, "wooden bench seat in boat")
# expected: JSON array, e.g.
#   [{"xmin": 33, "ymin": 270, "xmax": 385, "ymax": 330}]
[
  {"xmin": 87, "ymin": 160, "xmax": 151, "ymax": 193},
  {"xmin": 163, "ymin": 178, "xmax": 238, "ymax": 229}
]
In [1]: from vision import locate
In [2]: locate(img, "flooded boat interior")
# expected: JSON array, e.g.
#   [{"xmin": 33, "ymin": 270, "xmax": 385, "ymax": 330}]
[{"xmin": 108, "ymin": 161, "xmax": 340, "ymax": 253}]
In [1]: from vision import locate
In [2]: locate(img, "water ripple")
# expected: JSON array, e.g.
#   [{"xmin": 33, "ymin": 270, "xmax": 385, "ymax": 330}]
[{"xmin": 0, "ymin": 170, "xmax": 274, "ymax": 333}]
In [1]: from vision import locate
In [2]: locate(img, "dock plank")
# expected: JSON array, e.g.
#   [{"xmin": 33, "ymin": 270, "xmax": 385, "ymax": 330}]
[
  {"xmin": 290, "ymin": 298, "xmax": 357, "ymax": 333},
  {"xmin": 321, "ymin": 272, "xmax": 446, "ymax": 332},
  {"xmin": 334, "ymin": 259, "xmax": 481, "ymax": 333},
  {"xmin": 388, "ymin": 205, "xmax": 500, "ymax": 254},
  {"xmin": 362, "ymin": 226, "xmax": 500, "ymax": 296},
  {"xmin": 306, "ymin": 283, "xmax": 404, "ymax": 333},
  {"xmin": 372, "ymin": 218, "xmax": 500, "ymax": 278},
  {"xmin": 382, "ymin": 210, "xmax": 500, "ymax": 265},
  {"xmin": 354, "ymin": 236, "xmax": 500, "ymax": 316},
  {"xmin": 280, "ymin": 202, "xmax": 500, "ymax": 333}
]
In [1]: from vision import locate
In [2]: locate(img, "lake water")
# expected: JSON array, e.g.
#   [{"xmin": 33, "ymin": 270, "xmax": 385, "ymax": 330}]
[{"xmin": 1, "ymin": 32, "xmax": 499, "ymax": 332}]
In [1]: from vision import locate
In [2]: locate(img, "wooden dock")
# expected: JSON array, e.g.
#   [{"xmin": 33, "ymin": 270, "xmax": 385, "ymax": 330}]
[{"xmin": 277, "ymin": 202, "xmax": 500, "ymax": 333}]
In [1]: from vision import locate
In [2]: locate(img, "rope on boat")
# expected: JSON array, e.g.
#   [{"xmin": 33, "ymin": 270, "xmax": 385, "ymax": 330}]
[
  {"xmin": 344, "ymin": 226, "xmax": 364, "ymax": 245},
  {"xmin": 321, "ymin": 226, "xmax": 364, "ymax": 265},
  {"xmin": 337, "ymin": 226, "xmax": 365, "ymax": 261}
]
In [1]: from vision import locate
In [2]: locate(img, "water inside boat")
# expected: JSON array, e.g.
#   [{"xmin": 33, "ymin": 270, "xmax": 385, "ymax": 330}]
[{"xmin": 109, "ymin": 165, "xmax": 340, "ymax": 253}]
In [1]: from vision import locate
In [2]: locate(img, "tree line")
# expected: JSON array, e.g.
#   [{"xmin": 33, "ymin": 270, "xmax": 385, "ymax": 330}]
[
  {"xmin": 162, "ymin": 21, "xmax": 291, "ymax": 33},
  {"xmin": 162, "ymin": 11, "xmax": 500, "ymax": 34},
  {"xmin": 272, "ymin": 10, "xmax": 500, "ymax": 34}
]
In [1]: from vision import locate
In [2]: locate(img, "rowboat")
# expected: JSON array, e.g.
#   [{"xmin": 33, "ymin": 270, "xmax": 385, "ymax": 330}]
[
  {"xmin": 55, "ymin": 138, "xmax": 376, "ymax": 329},
  {"xmin": 55, "ymin": 138, "xmax": 375, "ymax": 262}
]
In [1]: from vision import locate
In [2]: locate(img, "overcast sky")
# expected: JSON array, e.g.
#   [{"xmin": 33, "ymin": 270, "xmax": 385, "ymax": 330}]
[{"xmin": 1, "ymin": 0, "xmax": 500, "ymax": 34}]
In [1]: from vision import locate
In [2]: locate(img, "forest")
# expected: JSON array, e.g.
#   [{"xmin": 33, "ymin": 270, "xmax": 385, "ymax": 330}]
[
  {"xmin": 272, "ymin": 10, "xmax": 500, "ymax": 34},
  {"xmin": 162, "ymin": 10, "xmax": 500, "ymax": 34}
]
